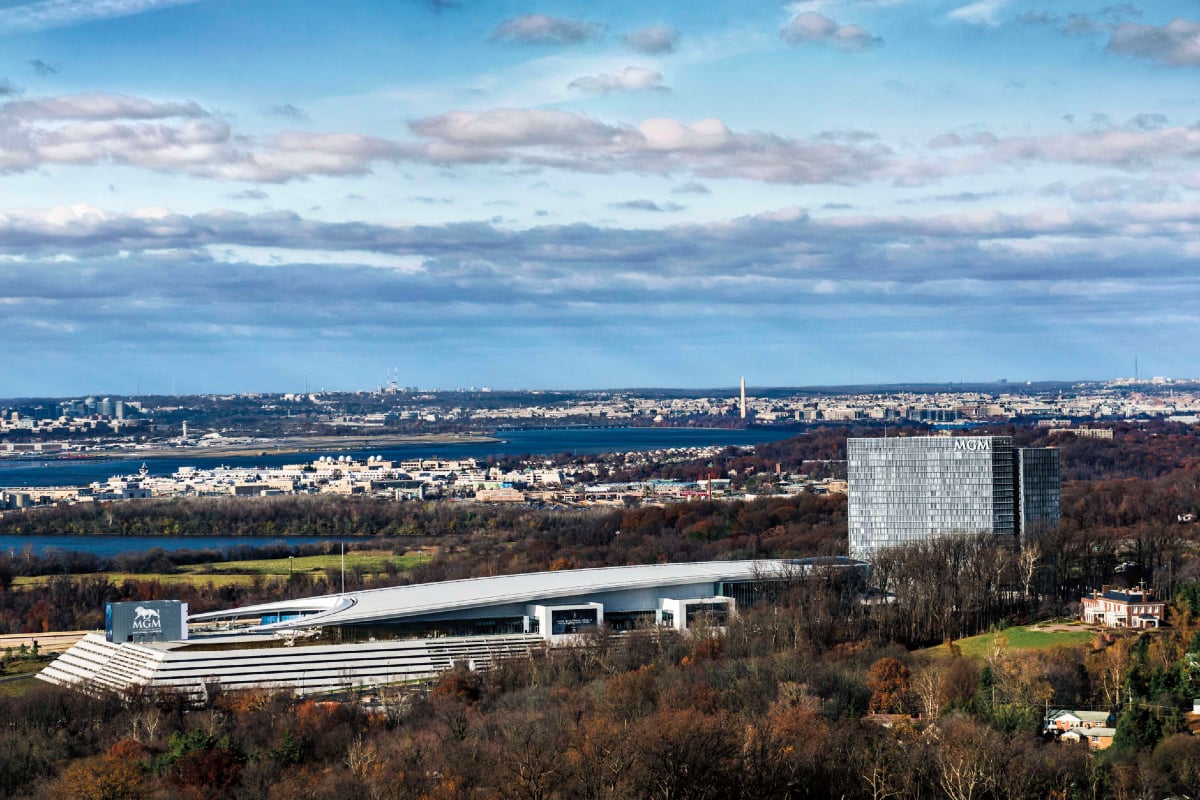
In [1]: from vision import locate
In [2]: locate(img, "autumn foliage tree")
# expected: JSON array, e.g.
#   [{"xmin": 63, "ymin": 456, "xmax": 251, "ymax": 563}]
[
  {"xmin": 48, "ymin": 752, "xmax": 149, "ymax": 800},
  {"xmin": 866, "ymin": 657, "xmax": 911, "ymax": 714}
]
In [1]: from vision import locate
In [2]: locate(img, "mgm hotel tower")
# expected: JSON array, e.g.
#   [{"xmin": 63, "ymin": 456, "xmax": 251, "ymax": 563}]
[{"xmin": 847, "ymin": 436, "xmax": 1060, "ymax": 561}]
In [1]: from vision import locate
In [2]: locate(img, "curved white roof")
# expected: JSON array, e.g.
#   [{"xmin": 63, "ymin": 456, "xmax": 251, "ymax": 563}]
[{"xmin": 189, "ymin": 559, "xmax": 851, "ymax": 630}]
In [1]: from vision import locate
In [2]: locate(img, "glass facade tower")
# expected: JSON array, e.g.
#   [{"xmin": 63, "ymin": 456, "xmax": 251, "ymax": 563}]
[
  {"xmin": 1016, "ymin": 447, "xmax": 1061, "ymax": 542},
  {"xmin": 847, "ymin": 436, "xmax": 1058, "ymax": 560}
]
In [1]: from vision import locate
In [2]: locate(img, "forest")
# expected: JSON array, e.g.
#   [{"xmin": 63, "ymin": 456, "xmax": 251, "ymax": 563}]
[{"xmin": 3, "ymin": 562, "xmax": 1200, "ymax": 800}]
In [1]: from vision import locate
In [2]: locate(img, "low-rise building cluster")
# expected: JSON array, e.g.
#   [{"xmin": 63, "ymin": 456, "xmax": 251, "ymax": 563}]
[{"xmin": 1, "ymin": 445, "xmax": 846, "ymax": 512}]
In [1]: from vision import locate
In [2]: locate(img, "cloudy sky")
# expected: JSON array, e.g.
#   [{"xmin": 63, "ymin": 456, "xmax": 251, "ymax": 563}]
[{"xmin": 1, "ymin": 0, "xmax": 1198, "ymax": 395}]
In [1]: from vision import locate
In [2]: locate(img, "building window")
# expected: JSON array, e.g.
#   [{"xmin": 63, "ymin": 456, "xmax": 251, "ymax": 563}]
[{"xmin": 550, "ymin": 609, "xmax": 597, "ymax": 636}]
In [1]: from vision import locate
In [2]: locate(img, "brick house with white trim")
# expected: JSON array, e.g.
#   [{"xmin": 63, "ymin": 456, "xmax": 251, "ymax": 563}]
[{"xmin": 1080, "ymin": 586, "xmax": 1164, "ymax": 628}]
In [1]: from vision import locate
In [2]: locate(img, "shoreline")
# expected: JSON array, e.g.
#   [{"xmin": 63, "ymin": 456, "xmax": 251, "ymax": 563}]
[{"xmin": 4, "ymin": 432, "xmax": 504, "ymax": 463}]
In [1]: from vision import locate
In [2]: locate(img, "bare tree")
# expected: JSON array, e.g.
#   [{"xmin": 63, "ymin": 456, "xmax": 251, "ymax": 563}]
[
  {"xmin": 912, "ymin": 665, "xmax": 943, "ymax": 720},
  {"xmin": 1019, "ymin": 542, "xmax": 1041, "ymax": 604},
  {"xmin": 932, "ymin": 715, "xmax": 1003, "ymax": 800}
]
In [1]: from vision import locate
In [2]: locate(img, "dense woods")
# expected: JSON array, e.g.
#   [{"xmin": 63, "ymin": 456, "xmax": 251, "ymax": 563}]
[{"xmin": 4, "ymin": 569, "xmax": 1200, "ymax": 799}]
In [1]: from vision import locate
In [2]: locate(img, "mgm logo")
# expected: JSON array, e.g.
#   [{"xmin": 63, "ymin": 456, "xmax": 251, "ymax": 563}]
[
  {"xmin": 953, "ymin": 439, "xmax": 991, "ymax": 452},
  {"xmin": 132, "ymin": 605, "xmax": 163, "ymax": 632}
]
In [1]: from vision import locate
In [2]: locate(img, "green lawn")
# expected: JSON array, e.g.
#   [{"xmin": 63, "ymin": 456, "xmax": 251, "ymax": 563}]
[
  {"xmin": 12, "ymin": 551, "xmax": 431, "ymax": 589},
  {"xmin": 13, "ymin": 571, "xmax": 253, "ymax": 588},
  {"xmin": 0, "ymin": 658, "xmax": 52, "ymax": 697},
  {"xmin": 180, "ymin": 551, "xmax": 429, "ymax": 577},
  {"xmin": 0, "ymin": 675, "xmax": 39, "ymax": 697},
  {"xmin": 922, "ymin": 624, "xmax": 1099, "ymax": 660}
]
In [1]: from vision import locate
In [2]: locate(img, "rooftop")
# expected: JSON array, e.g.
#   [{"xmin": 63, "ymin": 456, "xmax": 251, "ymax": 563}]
[{"xmin": 189, "ymin": 558, "xmax": 862, "ymax": 632}]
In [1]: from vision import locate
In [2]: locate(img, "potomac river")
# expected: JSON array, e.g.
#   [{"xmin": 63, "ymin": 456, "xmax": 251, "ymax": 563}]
[
  {"xmin": 0, "ymin": 427, "xmax": 797, "ymax": 488},
  {"xmin": 0, "ymin": 427, "xmax": 799, "ymax": 555}
]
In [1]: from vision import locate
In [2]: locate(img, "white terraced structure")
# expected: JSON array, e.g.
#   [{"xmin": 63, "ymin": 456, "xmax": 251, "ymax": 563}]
[{"xmin": 39, "ymin": 632, "xmax": 544, "ymax": 701}]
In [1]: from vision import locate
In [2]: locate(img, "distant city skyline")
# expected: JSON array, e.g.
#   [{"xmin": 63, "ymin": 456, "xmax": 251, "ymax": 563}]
[{"xmin": 1, "ymin": 1, "xmax": 1198, "ymax": 395}]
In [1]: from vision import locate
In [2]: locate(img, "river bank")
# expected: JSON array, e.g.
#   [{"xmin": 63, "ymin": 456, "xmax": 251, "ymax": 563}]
[
  {"xmin": 2, "ymin": 432, "xmax": 501, "ymax": 463},
  {"xmin": 0, "ymin": 426, "xmax": 798, "ymax": 487}
]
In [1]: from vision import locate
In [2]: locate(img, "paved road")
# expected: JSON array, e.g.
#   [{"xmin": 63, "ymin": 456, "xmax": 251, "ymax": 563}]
[{"xmin": 0, "ymin": 631, "xmax": 89, "ymax": 654}]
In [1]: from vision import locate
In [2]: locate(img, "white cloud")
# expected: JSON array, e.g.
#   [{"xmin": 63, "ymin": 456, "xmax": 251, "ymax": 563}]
[
  {"xmin": 0, "ymin": 0, "xmax": 203, "ymax": 35},
  {"xmin": 0, "ymin": 93, "xmax": 419, "ymax": 182},
  {"xmin": 568, "ymin": 66, "xmax": 666, "ymax": 94},
  {"xmin": 409, "ymin": 108, "xmax": 624, "ymax": 148},
  {"xmin": 636, "ymin": 117, "xmax": 732, "ymax": 150},
  {"xmin": 623, "ymin": 24, "xmax": 679, "ymax": 54},
  {"xmin": 976, "ymin": 126, "xmax": 1200, "ymax": 169},
  {"xmin": 780, "ymin": 11, "xmax": 881, "ymax": 51},
  {"xmin": 1107, "ymin": 18, "xmax": 1200, "ymax": 67},
  {"xmin": 411, "ymin": 109, "xmax": 893, "ymax": 184},
  {"xmin": 490, "ymin": 14, "xmax": 605, "ymax": 46},
  {"xmin": 786, "ymin": 0, "xmax": 911, "ymax": 9},
  {"xmin": 14, "ymin": 92, "xmax": 1197, "ymax": 193},
  {"xmin": 611, "ymin": 199, "xmax": 685, "ymax": 212},
  {"xmin": 1068, "ymin": 177, "xmax": 1172, "ymax": 204},
  {"xmin": 947, "ymin": 0, "xmax": 1007, "ymax": 27},
  {"xmin": 671, "ymin": 181, "xmax": 710, "ymax": 195},
  {"xmin": 0, "ymin": 94, "xmax": 901, "ymax": 185},
  {"xmin": 1, "ymin": 92, "xmax": 205, "ymax": 120}
]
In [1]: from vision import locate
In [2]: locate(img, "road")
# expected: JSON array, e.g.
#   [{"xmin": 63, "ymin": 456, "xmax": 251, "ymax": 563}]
[{"xmin": 0, "ymin": 631, "xmax": 89, "ymax": 654}]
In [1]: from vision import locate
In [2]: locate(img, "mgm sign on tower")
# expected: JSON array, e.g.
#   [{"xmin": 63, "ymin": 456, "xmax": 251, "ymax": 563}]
[{"xmin": 105, "ymin": 600, "xmax": 188, "ymax": 644}]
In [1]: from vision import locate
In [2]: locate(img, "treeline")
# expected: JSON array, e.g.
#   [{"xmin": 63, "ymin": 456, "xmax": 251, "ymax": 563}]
[
  {"xmin": 0, "ymin": 539, "xmax": 412, "ymax": 632},
  {"xmin": 5, "ymin": 571, "xmax": 1200, "ymax": 799},
  {"xmin": 604, "ymin": 426, "xmax": 853, "ymax": 483},
  {"xmin": 0, "ymin": 495, "xmax": 443, "ymax": 538},
  {"xmin": 614, "ymin": 420, "xmax": 1200, "ymax": 484},
  {"xmin": 1, "ymin": 540, "xmax": 355, "ymax": 582},
  {"xmin": 341, "ymin": 495, "xmax": 847, "ymax": 588},
  {"xmin": 0, "ymin": 492, "xmax": 849, "ymax": 573},
  {"xmin": 1021, "ymin": 420, "xmax": 1200, "ymax": 481},
  {"xmin": 0, "ymin": 571, "xmax": 360, "ymax": 635},
  {"xmin": 1045, "ymin": 470, "xmax": 1200, "ymax": 597},
  {"xmin": 727, "ymin": 420, "xmax": 1196, "ymax": 488}
]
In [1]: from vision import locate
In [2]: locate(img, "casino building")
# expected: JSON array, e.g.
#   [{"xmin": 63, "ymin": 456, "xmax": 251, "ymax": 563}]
[
  {"xmin": 847, "ymin": 436, "xmax": 1060, "ymax": 560},
  {"xmin": 38, "ymin": 559, "xmax": 862, "ymax": 701}
]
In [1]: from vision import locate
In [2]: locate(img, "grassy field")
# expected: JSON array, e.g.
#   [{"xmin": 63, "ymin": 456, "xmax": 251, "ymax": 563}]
[
  {"xmin": 921, "ymin": 623, "xmax": 1100, "ymax": 660},
  {"xmin": 0, "ymin": 675, "xmax": 39, "ymax": 698},
  {"xmin": 11, "ymin": 551, "xmax": 432, "ymax": 589},
  {"xmin": 0, "ymin": 657, "xmax": 52, "ymax": 698}
]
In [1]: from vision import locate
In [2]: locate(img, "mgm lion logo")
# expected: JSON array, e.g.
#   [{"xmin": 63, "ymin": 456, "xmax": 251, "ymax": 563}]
[{"xmin": 132, "ymin": 606, "xmax": 162, "ymax": 630}]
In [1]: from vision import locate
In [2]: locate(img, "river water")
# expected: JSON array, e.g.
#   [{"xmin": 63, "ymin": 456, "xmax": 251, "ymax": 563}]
[
  {"xmin": 0, "ymin": 427, "xmax": 799, "ymax": 555},
  {"xmin": 0, "ymin": 427, "xmax": 796, "ymax": 487}
]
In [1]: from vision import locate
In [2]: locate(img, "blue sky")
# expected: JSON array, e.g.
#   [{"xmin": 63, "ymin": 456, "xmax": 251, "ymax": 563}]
[{"xmin": 1, "ymin": 0, "xmax": 1199, "ymax": 395}]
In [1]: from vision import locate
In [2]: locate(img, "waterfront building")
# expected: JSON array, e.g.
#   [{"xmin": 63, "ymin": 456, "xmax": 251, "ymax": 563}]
[{"xmin": 847, "ymin": 436, "xmax": 1059, "ymax": 560}]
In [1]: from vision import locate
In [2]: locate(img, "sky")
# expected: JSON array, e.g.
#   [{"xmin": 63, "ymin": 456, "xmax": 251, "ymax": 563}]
[{"xmin": 1, "ymin": 0, "xmax": 1199, "ymax": 396}]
